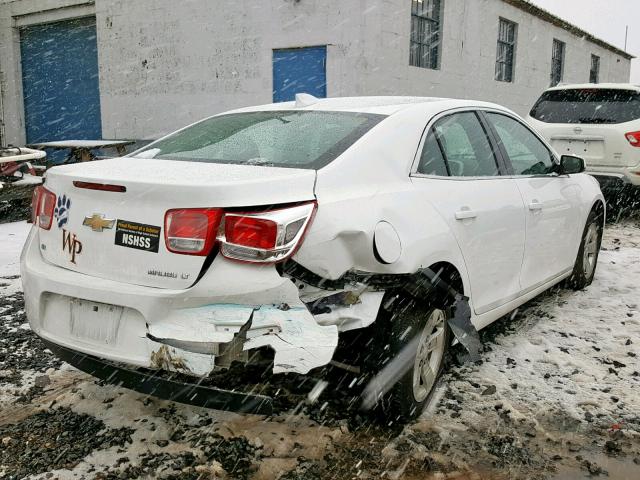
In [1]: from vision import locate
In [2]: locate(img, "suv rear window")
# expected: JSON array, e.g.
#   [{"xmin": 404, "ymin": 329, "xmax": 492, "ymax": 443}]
[
  {"xmin": 530, "ymin": 89, "xmax": 640, "ymax": 124},
  {"xmin": 132, "ymin": 110, "xmax": 385, "ymax": 169}
]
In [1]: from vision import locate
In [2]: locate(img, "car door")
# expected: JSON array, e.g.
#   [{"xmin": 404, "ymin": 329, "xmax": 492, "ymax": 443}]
[
  {"xmin": 483, "ymin": 111, "xmax": 583, "ymax": 291},
  {"xmin": 412, "ymin": 110, "xmax": 526, "ymax": 316}
]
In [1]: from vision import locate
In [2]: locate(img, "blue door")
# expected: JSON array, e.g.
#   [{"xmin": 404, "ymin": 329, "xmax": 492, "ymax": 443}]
[
  {"xmin": 20, "ymin": 17, "xmax": 102, "ymax": 144},
  {"xmin": 272, "ymin": 46, "xmax": 327, "ymax": 102}
]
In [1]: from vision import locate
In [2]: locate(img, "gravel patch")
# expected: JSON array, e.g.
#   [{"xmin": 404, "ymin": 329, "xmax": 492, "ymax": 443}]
[{"xmin": 0, "ymin": 407, "xmax": 133, "ymax": 478}]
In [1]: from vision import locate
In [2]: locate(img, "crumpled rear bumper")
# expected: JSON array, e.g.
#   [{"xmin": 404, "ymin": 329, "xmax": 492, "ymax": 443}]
[
  {"xmin": 41, "ymin": 339, "xmax": 275, "ymax": 415},
  {"xmin": 21, "ymin": 226, "xmax": 340, "ymax": 377}
]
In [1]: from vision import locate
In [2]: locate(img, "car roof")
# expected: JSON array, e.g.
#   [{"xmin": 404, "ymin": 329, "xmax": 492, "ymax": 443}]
[
  {"xmin": 223, "ymin": 96, "xmax": 511, "ymax": 116},
  {"xmin": 545, "ymin": 83, "xmax": 640, "ymax": 93}
]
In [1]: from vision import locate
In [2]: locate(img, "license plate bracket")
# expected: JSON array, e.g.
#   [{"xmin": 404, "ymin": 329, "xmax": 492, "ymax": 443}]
[
  {"xmin": 70, "ymin": 299, "xmax": 123, "ymax": 344},
  {"xmin": 553, "ymin": 139, "xmax": 604, "ymax": 158}
]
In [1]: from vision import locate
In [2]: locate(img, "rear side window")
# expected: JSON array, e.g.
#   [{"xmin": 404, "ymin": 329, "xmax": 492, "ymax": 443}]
[
  {"xmin": 417, "ymin": 129, "xmax": 449, "ymax": 176},
  {"xmin": 133, "ymin": 110, "xmax": 385, "ymax": 169},
  {"xmin": 530, "ymin": 89, "xmax": 640, "ymax": 124},
  {"xmin": 487, "ymin": 113, "xmax": 555, "ymax": 175},
  {"xmin": 433, "ymin": 112, "xmax": 500, "ymax": 177}
]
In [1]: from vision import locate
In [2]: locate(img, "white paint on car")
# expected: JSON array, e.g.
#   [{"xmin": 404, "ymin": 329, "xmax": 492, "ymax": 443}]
[{"xmin": 22, "ymin": 96, "xmax": 604, "ymax": 381}]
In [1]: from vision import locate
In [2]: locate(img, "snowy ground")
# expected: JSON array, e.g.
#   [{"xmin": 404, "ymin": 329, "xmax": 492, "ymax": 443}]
[
  {"xmin": 1, "ymin": 219, "xmax": 639, "ymax": 479},
  {"xmin": 0, "ymin": 220, "xmax": 28, "ymax": 281}
]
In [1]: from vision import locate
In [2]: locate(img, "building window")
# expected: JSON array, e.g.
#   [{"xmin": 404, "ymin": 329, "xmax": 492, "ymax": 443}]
[
  {"xmin": 495, "ymin": 18, "xmax": 517, "ymax": 82},
  {"xmin": 550, "ymin": 39, "xmax": 565, "ymax": 86},
  {"xmin": 410, "ymin": 0, "xmax": 443, "ymax": 69},
  {"xmin": 590, "ymin": 54, "xmax": 600, "ymax": 83}
]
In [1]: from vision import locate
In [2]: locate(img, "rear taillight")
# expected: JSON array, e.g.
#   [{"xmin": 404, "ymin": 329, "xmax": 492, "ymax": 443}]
[
  {"xmin": 164, "ymin": 208, "xmax": 223, "ymax": 256},
  {"xmin": 30, "ymin": 187, "xmax": 40, "ymax": 224},
  {"xmin": 163, "ymin": 202, "xmax": 316, "ymax": 262},
  {"xmin": 220, "ymin": 202, "xmax": 316, "ymax": 263},
  {"xmin": 224, "ymin": 216, "xmax": 278, "ymax": 249},
  {"xmin": 32, "ymin": 186, "xmax": 56, "ymax": 230},
  {"xmin": 625, "ymin": 131, "xmax": 640, "ymax": 147}
]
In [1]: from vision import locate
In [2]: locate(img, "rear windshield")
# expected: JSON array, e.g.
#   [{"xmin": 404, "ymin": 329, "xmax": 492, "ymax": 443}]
[
  {"xmin": 530, "ymin": 89, "xmax": 640, "ymax": 124},
  {"xmin": 132, "ymin": 110, "xmax": 385, "ymax": 169}
]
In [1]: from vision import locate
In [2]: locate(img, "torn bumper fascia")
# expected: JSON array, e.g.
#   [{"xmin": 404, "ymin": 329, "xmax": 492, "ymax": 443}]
[
  {"xmin": 22, "ymin": 227, "xmax": 384, "ymax": 377},
  {"xmin": 148, "ymin": 303, "xmax": 340, "ymax": 375},
  {"xmin": 145, "ymin": 271, "xmax": 385, "ymax": 376},
  {"xmin": 148, "ymin": 288, "xmax": 386, "ymax": 375}
]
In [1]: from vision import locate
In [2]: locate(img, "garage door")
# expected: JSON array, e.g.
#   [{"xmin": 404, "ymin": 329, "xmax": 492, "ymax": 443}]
[
  {"xmin": 20, "ymin": 17, "xmax": 102, "ymax": 143},
  {"xmin": 272, "ymin": 46, "xmax": 327, "ymax": 103}
]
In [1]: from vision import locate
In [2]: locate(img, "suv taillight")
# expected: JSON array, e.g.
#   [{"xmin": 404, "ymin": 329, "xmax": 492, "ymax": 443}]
[
  {"xmin": 220, "ymin": 202, "xmax": 316, "ymax": 263},
  {"xmin": 164, "ymin": 208, "xmax": 223, "ymax": 256},
  {"xmin": 625, "ymin": 131, "xmax": 640, "ymax": 147},
  {"xmin": 32, "ymin": 186, "xmax": 56, "ymax": 230}
]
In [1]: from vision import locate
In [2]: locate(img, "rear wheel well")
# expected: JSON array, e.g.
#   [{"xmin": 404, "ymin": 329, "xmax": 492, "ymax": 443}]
[
  {"xmin": 426, "ymin": 261, "xmax": 464, "ymax": 298},
  {"xmin": 334, "ymin": 262, "xmax": 464, "ymax": 378}
]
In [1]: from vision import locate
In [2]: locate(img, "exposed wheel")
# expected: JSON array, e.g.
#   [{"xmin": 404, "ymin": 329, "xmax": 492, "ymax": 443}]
[
  {"xmin": 410, "ymin": 309, "xmax": 448, "ymax": 403},
  {"xmin": 378, "ymin": 304, "xmax": 451, "ymax": 421},
  {"xmin": 569, "ymin": 207, "xmax": 604, "ymax": 290}
]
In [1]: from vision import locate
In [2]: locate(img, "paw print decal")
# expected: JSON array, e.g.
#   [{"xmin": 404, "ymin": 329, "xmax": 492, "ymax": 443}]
[{"xmin": 54, "ymin": 194, "xmax": 71, "ymax": 229}]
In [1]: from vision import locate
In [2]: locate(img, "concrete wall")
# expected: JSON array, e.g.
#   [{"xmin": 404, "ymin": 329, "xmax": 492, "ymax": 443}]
[
  {"xmin": 368, "ymin": 0, "xmax": 632, "ymax": 116},
  {"xmin": 0, "ymin": 0, "xmax": 633, "ymax": 145},
  {"xmin": 94, "ymin": 0, "xmax": 376, "ymax": 139}
]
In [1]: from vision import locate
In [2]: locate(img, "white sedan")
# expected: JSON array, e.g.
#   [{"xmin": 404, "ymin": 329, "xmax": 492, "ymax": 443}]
[{"xmin": 23, "ymin": 95, "xmax": 604, "ymax": 419}]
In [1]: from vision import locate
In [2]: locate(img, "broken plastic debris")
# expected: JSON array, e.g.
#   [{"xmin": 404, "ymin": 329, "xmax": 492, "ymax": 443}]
[{"xmin": 447, "ymin": 294, "xmax": 482, "ymax": 363}]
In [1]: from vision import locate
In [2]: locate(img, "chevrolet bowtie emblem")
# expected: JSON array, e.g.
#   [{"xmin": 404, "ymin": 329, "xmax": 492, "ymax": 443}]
[{"xmin": 83, "ymin": 214, "xmax": 115, "ymax": 232}]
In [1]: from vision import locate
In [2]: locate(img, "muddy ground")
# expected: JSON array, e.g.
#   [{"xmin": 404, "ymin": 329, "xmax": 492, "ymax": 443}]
[{"xmin": 1, "ymin": 217, "xmax": 639, "ymax": 479}]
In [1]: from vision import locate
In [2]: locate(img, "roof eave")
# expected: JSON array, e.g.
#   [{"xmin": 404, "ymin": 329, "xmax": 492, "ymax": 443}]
[{"xmin": 502, "ymin": 0, "xmax": 635, "ymax": 60}]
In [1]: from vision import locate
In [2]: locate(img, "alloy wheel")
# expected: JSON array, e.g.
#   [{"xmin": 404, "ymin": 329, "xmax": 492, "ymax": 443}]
[
  {"xmin": 582, "ymin": 222, "xmax": 599, "ymax": 278},
  {"xmin": 412, "ymin": 309, "xmax": 447, "ymax": 402}
]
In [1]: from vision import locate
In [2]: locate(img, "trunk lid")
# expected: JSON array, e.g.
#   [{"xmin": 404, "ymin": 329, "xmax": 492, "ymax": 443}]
[{"xmin": 39, "ymin": 158, "xmax": 316, "ymax": 289}]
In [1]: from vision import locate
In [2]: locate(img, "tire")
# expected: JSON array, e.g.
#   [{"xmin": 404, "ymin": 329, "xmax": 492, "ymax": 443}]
[
  {"xmin": 374, "ymin": 300, "xmax": 451, "ymax": 421},
  {"xmin": 568, "ymin": 207, "xmax": 604, "ymax": 290}
]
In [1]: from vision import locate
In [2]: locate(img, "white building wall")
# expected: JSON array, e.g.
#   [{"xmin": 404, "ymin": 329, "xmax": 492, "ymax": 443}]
[
  {"xmin": 0, "ymin": 0, "xmax": 633, "ymax": 144},
  {"xmin": 364, "ymin": 0, "xmax": 632, "ymax": 115},
  {"xmin": 93, "ymin": 0, "xmax": 376, "ymax": 139}
]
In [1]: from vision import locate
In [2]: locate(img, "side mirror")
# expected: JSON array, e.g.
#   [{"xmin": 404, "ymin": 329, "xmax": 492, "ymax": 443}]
[{"xmin": 559, "ymin": 155, "xmax": 586, "ymax": 175}]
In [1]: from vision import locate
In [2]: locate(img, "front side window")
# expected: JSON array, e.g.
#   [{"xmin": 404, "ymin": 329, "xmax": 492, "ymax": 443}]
[
  {"xmin": 530, "ymin": 89, "xmax": 640, "ymax": 124},
  {"xmin": 487, "ymin": 113, "xmax": 555, "ymax": 175},
  {"xmin": 410, "ymin": 0, "xmax": 443, "ymax": 69},
  {"xmin": 550, "ymin": 39, "xmax": 565, "ymax": 87},
  {"xmin": 590, "ymin": 54, "xmax": 600, "ymax": 83},
  {"xmin": 496, "ymin": 18, "xmax": 517, "ymax": 82},
  {"xmin": 432, "ymin": 112, "xmax": 500, "ymax": 177},
  {"xmin": 132, "ymin": 111, "xmax": 385, "ymax": 169}
]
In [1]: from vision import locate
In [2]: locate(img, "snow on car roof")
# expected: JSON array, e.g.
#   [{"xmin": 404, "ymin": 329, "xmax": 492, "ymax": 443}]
[
  {"xmin": 224, "ymin": 96, "xmax": 508, "ymax": 116},
  {"xmin": 546, "ymin": 83, "xmax": 640, "ymax": 92}
]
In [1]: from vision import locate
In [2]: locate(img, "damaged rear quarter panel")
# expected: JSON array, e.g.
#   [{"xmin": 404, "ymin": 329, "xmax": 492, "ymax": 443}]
[{"xmin": 293, "ymin": 105, "xmax": 470, "ymax": 297}]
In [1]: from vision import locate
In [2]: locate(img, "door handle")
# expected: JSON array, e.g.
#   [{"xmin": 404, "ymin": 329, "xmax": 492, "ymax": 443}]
[
  {"xmin": 455, "ymin": 209, "xmax": 477, "ymax": 220},
  {"xmin": 528, "ymin": 201, "xmax": 543, "ymax": 211}
]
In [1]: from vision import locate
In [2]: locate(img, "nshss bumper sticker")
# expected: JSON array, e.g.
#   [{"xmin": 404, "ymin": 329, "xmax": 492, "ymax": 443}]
[{"xmin": 115, "ymin": 220, "xmax": 160, "ymax": 253}]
